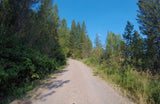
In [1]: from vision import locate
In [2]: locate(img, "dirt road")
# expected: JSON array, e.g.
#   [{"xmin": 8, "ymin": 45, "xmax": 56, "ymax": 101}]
[{"xmin": 11, "ymin": 59, "xmax": 133, "ymax": 104}]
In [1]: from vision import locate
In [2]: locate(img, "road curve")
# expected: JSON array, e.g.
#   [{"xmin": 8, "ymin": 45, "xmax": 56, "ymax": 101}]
[{"xmin": 11, "ymin": 59, "xmax": 133, "ymax": 104}]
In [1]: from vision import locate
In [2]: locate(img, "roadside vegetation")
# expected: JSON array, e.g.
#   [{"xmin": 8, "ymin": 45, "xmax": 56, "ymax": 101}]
[
  {"xmin": 0, "ymin": 0, "xmax": 65, "ymax": 103},
  {"xmin": 0, "ymin": 0, "xmax": 159, "ymax": 104},
  {"xmin": 83, "ymin": 0, "xmax": 160, "ymax": 103},
  {"xmin": 0, "ymin": 0, "xmax": 92, "ymax": 103},
  {"xmin": 84, "ymin": 58, "xmax": 160, "ymax": 104}
]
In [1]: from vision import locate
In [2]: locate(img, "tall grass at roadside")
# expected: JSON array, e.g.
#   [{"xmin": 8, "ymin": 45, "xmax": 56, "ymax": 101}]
[{"xmin": 83, "ymin": 58, "xmax": 160, "ymax": 104}]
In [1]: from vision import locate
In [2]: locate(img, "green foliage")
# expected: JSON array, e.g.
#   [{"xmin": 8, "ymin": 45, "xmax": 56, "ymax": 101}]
[
  {"xmin": 68, "ymin": 20, "xmax": 77, "ymax": 56},
  {"xmin": 92, "ymin": 47, "xmax": 104, "ymax": 63},
  {"xmin": 122, "ymin": 21, "xmax": 144, "ymax": 70},
  {"xmin": 131, "ymin": 31, "xmax": 144, "ymax": 69},
  {"xmin": 91, "ymin": 34, "xmax": 104, "ymax": 62},
  {"xmin": 58, "ymin": 18, "xmax": 70, "ymax": 57},
  {"xmin": 1, "ymin": 0, "xmax": 159, "ymax": 104},
  {"xmin": 0, "ymin": 0, "xmax": 66, "ymax": 103},
  {"xmin": 88, "ymin": 29, "xmax": 160, "ymax": 103},
  {"xmin": 137, "ymin": 0, "xmax": 160, "ymax": 74},
  {"xmin": 122, "ymin": 21, "xmax": 134, "ymax": 65},
  {"xmin": 0, "ymin": 43, "xmax": 59, "ymax": 100},
  {"xmin": 68, "ymin": 20, "xmax": 92, "ymax": 59},
  {"xmin": 105, "ymin": 32, "xmax": 123, "ymax": 66},
  {"xmin": 84, "ymin": 58, "xmax": 160, "ymax": 104},
  {"xmin": 94, "ymin": 34, "xmax": 102, "ymax": 48}
]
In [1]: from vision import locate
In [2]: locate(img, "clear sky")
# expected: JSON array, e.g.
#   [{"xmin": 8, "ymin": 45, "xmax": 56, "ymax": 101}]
[{"xmin": 54, "ymin": 0, "xmax": 139, "ymax": 47}]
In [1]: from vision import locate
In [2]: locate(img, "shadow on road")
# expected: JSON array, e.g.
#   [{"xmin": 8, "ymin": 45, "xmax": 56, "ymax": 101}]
[
  {"xmin": 55, "ymin": 69, "xmax": 69, "ymax": 76},
  {"xmin": 45, "ymin": 80, "xmax": 70, "ymax": 90},
  {"xmin": 32, "ymin": 79, "xmax": 70, "ymax": 103},
  {"xmin": 16, "ymin": 69, "xmax": 70, "ymax": 104}
]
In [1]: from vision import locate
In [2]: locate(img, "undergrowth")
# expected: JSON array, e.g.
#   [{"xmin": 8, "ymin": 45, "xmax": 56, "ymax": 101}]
[
  {"xmin": 83, "ymin": 58, "xmax": 160, "ymax": 104},
  {"xmin": 0, "ymin": 46, "xmax": 66, "ymax": 104}
]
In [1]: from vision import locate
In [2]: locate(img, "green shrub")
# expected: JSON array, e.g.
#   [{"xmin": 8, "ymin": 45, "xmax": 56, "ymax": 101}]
[
  {"xmin": 84, "ymin": 58, "xmax": 160, "ymax": 104},
  {"xmin": 0, "ymin": 45, "xmax": 66, "ymax": 103}
]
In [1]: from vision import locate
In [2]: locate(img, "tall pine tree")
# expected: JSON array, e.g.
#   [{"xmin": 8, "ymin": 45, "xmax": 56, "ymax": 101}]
[
  {"xmin": 137, "ymin": 0, "xmax": 160, "ymax": 73},
  {"xmin": 122, "ymin": 21, "xmax": 134, "ymax": 65},
  {"xmin": 69, "ymin": 19, "xmax": 77, "ymax": 57},
  {"xmin": 58, "ymin": 18, "xmax": 70, "ymax": 57}
]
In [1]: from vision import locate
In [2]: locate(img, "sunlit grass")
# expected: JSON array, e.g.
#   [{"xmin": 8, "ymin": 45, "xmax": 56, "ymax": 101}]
[{"xmin": 83, "ymin": 58, "xmax": 160, "ymax": 104}]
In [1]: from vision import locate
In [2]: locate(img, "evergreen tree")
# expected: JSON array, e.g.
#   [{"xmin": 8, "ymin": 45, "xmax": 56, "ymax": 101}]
[
  {"xmin": 79, "ymin": 21, "xmax": 86, "ymax": 58},
  {"xmin": 137, "ymin": 0, "xmax": 160, "ymax": 73},
  {"xmin": 122, "ymin": 21, "xmax": 134, "ymax": 65},
  {"xmin": 85, "ymin": 35, "xmax": 92, "ymax": 58},
  {"xmin": 0, "ymin": 0, "xmax": 40, "ymax": 34},
  {"xmin": 58, "ymin": 18, "xmax": 70, "ymax": 56},
  {"xmin": 93, "ymin": 34, "xmax": 103, "ymax": 62},
  {"xmin": 94, "ymin": 34, "xmax": 102, "ymax": 48},
  {"xmin": 131, "ymin": 31, "xmax": 144, "ymax": 69},
  {"xmin": 68, "ymin": 20, "xmax": 92, "ymax": 59},
  {"xmin": 77, "ymin": 22, "xmax": 81, "ymax": 39},
  {"xmin": 69, "ymin": 19, "xmax": 77, "ymax": 57},
  {"xmin": 37, "ymin": 1, "xmax": 62, "ymax": 59},
  {"xmin": 74, "ymin": 22, "xmax": 81, "ymax": 57},
  {"xmin": 0, "ymin": 0, "xmax": 66, "ymax": 102}
]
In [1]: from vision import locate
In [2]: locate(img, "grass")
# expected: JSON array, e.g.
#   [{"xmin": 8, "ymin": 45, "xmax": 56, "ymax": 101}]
[{"xmin": 83, "ymin": 58, "xmax": 160, "ymax": 104}]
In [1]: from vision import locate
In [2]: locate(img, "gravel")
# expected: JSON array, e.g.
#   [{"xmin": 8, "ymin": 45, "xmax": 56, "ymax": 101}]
[{"xmin": 11, "ymin": 59, "xmax": 133, "ymax": 104}]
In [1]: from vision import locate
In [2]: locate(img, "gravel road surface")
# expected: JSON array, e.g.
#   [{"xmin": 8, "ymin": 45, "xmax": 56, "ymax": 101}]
[{"xmin": 11, "ymin": 59, "xmax": 133, "ymax": 104}]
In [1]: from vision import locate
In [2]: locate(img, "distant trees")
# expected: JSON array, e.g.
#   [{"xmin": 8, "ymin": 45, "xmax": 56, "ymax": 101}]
[
  {"xmin": 69, "ymin": 19, "xmax": 77, "ymax": 56},
  {"xmin": 95, "ymin": 34, "xmax": 102, "ymax": 48},
  {"xmin": 89, "ymin": 0, "xmax": 160, "ymax": 75},
  {"xmin": 68, "ymin": 20, "xmax": 92, "ymax": 59},
  {"xmin": 1, "ymin": 0, "xmax": 159, "ymax": 103},
  {"xmin": 58, "ymin": 19, "xmax": 92, "ymax": 59},
  {"xmin": 85, "ymin": 35, "xmax": 93, "ymax": 58},
  {"xmin": 58, "ymin": 18, "xmax": 70, "ymax": 57},
  {"xmin": 105, "ymin": 32, "xmax": 123, "ymax": 67},
  {"xmin": 92, "ymin": 34, "xmax": 104, "ymax": 62}
]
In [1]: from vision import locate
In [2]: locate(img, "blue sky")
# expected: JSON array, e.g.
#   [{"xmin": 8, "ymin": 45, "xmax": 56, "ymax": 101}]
[{"xmin": 54, "ymin": 0, "xmax": 139, "ymax": 47}]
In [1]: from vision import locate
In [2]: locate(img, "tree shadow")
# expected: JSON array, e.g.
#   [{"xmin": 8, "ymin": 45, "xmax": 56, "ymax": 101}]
[
  {"xmin": 23, "ymin": 101, "xmax": 32, "ymax": 104},
  {"xmin": 39, "ymin": 69, "xmax": 68, "ymax": 85},
  {"xmin": 55, "ymin": 69, "xmax": 69, "ymax": 76},
  {"xmin": 45, "ymin": 80, "xmax": 70, "ymax": 90},
  {"xmin": 16, "ymin": 69, "xmax": 70, "ymax": 104},
  {"xmin": 38, "ymin": 69, "xmax": 69, "ymax": 87},
  {"xmin": 33, "ymin": 79, "xmax": 70, "ymax": 102},
  {"xmin": 34, "ymin": 90, "xmax": 55, "ymax": 101},
  {"xmin": 56, "ymin": 69, "xmax": 68, "ymax": 74}
]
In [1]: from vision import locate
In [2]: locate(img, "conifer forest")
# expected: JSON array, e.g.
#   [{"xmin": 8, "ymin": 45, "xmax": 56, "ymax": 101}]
[{"xmin": 0, "ymin": 0, "xmax": 160, "ymax": 104}]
